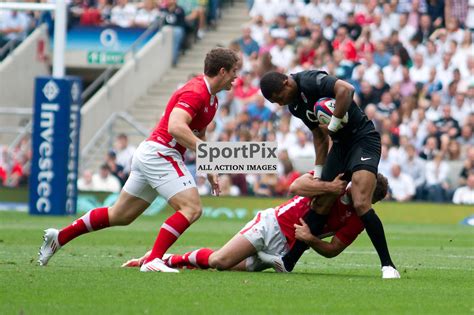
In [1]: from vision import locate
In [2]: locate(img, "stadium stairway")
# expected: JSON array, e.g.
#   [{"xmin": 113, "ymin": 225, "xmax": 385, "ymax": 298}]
[{"xmin": 83, "ymin": 1, "xmax": 249, "ymax": 172}]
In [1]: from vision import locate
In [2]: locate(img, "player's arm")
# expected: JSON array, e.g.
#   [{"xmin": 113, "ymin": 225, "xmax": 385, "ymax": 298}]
[
  {"xmin": 289, "ymin": 173, "xmax": 347, "ymax": 197},
  {"xmin": 328, "ymin": 79, "xmax": 355, "ymax": 134},
  {"xmin": 294, "ymin": 219, "xmax": 347, "ymax": 258},
  {"xmin": 195, "ymin": 126, "xmax": 220, "ymax": 196},
  {"xmin": 168, "ymin": 108, "xmax": 201, "ymax": 152},
  {"xmin": 311, "ymin": 127, "xmax": 329, "ymax": 178}
]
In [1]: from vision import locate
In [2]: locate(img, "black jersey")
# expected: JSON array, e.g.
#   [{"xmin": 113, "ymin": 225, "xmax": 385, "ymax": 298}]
[{"xmin": 289, "ymin": 71, "xmax": 376, "ymax": 143}]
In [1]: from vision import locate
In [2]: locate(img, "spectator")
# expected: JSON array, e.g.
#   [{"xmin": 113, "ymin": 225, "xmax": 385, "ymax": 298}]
[
  {"xmin": 288, "ymin": 130, "xmax": 314, "ymax": 161},
  {"xmin": 114, "ymin": 133, "xmax": 135, "ymax": 176},
  {"xmin": 459, "ymin": 147, "xmax": 474, "ymax": 186},
  {"xmin": 275, "ymin": 154, "xmax": 300, "ymax": 196},
  {"xmin": 435, "ymin": 106, "xmax": 461, "ymax": 139},
  {"xmin": 452, "ymin": 171, "xmax": 474, "ymax": 205},
  {"xmin": 77, "ymin": 169, "xmax": 95, "ymax": 191},
  {"xmin": 420, "ymin": 135, "xmax": 439, "ymax": 160},
  {"xmin": 410, "ymin": 53, "xmax": 431, "ymax": 84},
  {"xmin": 134, "ymin": 0, "xmax": 159, "ymax": 28},
  {"xmin": 247, "ymin": 94, "xmax": 273, "ymax": 122},
  {"xmin": 160, "ymin": 0, "xmax": 187, "ymax": 65},
  {"xmin": 373, "ymin": 41, "xmax": 392, "ymax": 68},
  {"xmin": 402, "ymin": 143, "xmax": 426, "ymax": 199},
  {"xmin": 376, "ymin": 91, "xmax": 397, "ymax": 119},
  {"xmin": 91, "ymin": 164, "xmax": 122, "ymax": 193},
  {"xmin": 424, "ymin": 152, "xmax": 450, "ymax": 202},
  {"xmin": 219, "ymin": 174, "xmax": 241, "ymax": 196},
  {"xmin": 236, "ymin": 24, "xmax": 260, "ymax": 58},
  {"xmin": 105, "ymin": 151, "xmax": 126, "ymax": 186},
  {"xmin": 383, "ymin": 55, "xmax": 404, "ymax": 86},
  {"xmin": 388, "ymin": 163, "xmax": 416, "ymax": 201},
  {"xmin": 196, "ymin": 174, "xmax": 211, "ymax": 196},
  {"xmin": 269, "ymin": 37, "xmax": 294, "ymax": 71},
  {"xmin": 332, "ymin": 25, "xmax": 357, "ymax": 63},
  {"xmin": 110, "ymin": 0, "xmax": 137, "ymax": 28},
  {"xmin": 253, "ymin": 173, "xmax": 278, "ymax": 197},
  {"xmin": 0, "ymin": 10, "xmax": 32, "ymax": 47}
]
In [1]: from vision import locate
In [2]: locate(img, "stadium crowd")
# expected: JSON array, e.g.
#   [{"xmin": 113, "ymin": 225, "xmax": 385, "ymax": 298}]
[
  {"xmin": 1, "ymin": 0, "xmax": 221, "ymax": 61},
  {"xmin": 1, "ymin": 0, "xmax": 473, "ymax": 205},
  {"xmin": 188, "ymin": 0, "xmax": 474, "ymax": 204}
]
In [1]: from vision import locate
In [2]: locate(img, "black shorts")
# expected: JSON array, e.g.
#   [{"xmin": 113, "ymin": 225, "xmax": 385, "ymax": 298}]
[{"xmin": 321, "ymin": 132, "xmax": 381, "ymax": 182}]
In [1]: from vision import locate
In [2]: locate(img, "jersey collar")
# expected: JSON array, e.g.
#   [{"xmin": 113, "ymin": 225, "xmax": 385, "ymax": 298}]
[{"xmin": 203, "ymin": 76, "xmax": 212, "ymax": 95}]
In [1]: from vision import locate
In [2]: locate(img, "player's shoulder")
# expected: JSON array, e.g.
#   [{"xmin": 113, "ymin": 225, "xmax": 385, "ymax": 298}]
[{"xmin": 180, "ymin": 75, "xmax": 206, "ymax": 92}]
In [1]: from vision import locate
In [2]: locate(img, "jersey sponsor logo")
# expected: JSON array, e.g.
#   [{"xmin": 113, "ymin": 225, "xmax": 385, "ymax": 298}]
[
  {"xmin": 316, "ymin": 72, "xmax": 326, "ymax": 85},
  {"xmin": 300, "ymin": 92, "xmax": 307, "ymax": 103},
  {"xmin": 361, "ymin": 157, "xmax": 372, "ymax": 161},
  {"xmin": 177, "ymin": 101, "xmax": 191, "ymax": 108},
  {"xmin": 306, "ymin": 110, "xmax": 318, "ymax": 123}
]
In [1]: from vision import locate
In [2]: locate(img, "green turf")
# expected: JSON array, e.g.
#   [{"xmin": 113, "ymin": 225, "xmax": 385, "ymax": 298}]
[{"xmin": 0, "ymin": 202, "xmax": 473, "ymax": 315}]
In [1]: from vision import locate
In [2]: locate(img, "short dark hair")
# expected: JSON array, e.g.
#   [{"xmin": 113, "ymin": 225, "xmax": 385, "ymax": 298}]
[
  {"xmin": 372, "ymin": 173, "xmax": 389, "ymax": 204},
  {"xmin": 204, "ymin": 48, "xmax": 240, "ymax": 77},
  {"xmin": 260, "ymin": 71, "xmax": 287, "ymax": 101}
]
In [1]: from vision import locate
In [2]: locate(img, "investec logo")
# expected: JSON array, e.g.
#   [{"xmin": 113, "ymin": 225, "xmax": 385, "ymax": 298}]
[
  {"xmin": 36, "ymin": 101, "xmax": 59, "ymax": 213},
  {"xmin": 64, "ymin": 82, "xmax": 80, "ymax": 214},
  {"xmin": 196, "ymin": 142, "xmax": 278, "ymax": 174}
]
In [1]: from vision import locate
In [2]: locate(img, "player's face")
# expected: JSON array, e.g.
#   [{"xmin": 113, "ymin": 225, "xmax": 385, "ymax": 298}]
[
  {"xmin": 222, "ymin": 65, "xmax": 239, "ymax": 90},
  {"xmin": 270, "ymin": 79, "xmax": 297, "ymax": 106}
]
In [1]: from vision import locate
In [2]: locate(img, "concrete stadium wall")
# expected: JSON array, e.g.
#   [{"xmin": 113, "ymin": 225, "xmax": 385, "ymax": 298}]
[
  {"xmin": 0, "ymin": 25, "xmax": 50, "ymax": 144},
  {"xmin": 80, "ymin": 27, "xmax": 173, "ymax": 150},
  {"xmin": 0, "ymin": 24, "xmax": 50, "ymax": 107}
]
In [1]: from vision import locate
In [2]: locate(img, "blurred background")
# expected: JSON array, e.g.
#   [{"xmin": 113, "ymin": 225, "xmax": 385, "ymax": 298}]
[{"xmin": 0, "ymin": 0, "xmax": 472, "ymax": 208}]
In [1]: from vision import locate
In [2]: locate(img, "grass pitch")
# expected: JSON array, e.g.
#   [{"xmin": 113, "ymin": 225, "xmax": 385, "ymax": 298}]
[{"xmin": 0, "ymin": 200, "xmax": 473, "ymax": 314}]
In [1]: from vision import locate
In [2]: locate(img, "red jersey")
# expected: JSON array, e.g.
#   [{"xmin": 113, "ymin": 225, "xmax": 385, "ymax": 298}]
[
  {"xmin": 148, "ymin": 75, "xmax": 218, "ymax": 156},
  {"xmin": 275, "ymin": 194, "xmax": 364, "ymax": 248}
]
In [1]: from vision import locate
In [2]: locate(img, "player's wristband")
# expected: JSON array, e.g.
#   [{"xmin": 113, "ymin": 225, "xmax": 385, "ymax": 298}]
[
  {"xmin": 313, "ymin": 165, "xmax": 323, "ymax": 179},
  {"xmin": 328, "ymin": 116, "xmax": 342, "ymax": 132}
]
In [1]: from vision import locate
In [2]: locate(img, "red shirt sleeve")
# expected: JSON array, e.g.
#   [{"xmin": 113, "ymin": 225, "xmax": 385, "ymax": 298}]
[
  {"xmin": 334, "ymin": 214, "xmax": 364, "ymax": 246},
  {"xmin": 175, "ymin": 91, "xmax": 204, "ymax": 119}
]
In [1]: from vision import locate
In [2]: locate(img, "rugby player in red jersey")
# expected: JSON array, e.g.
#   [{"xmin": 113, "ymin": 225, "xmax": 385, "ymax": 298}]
[
  {"xmin": 38, "ymin": 48, "xmax": 241, "ymax": 272},
  {"xmin": 122, "ymin": 173, "xmax": 389, "ymax": 275}
]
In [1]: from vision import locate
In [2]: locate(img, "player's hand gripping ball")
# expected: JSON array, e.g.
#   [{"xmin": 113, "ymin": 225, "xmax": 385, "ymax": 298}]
[{"xmin": 314, "ymin": 97, "xmax": 349, "ymax": 125}]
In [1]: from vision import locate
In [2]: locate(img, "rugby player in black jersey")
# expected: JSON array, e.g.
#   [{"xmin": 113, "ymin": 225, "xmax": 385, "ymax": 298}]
[{"xmin": 260, "ymin": 70, "xmax": 399, "ymax": 278}]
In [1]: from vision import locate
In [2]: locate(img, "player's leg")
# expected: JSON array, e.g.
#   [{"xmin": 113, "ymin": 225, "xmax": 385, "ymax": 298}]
[
  {"xmin": 38, "ymin": 183, "xmax": 153, "ymax": 266},
  {"xmin": 349, "ymin": 134, "xmax": 399, "ymax": 278},
  {"xmin": 351, "ymin": 170, "xmax": 398, "ymax": 277},
  {"xmin": 38, "ymin": 142, "xmax": 157, "ymax": 266},
  {"xmin": 140, "ymin": 186, "xmax": 201, "ymax": 272},
  {"xmin": 209, "ymin": 234, "xmax": 257, "ymax": 270},
  {"xmin": 281, "ymin": 144, "xmax": 344, "ymax": 271}
]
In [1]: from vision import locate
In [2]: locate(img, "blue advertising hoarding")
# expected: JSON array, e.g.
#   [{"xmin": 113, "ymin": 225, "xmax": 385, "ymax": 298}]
[
  {"xmin": 29, "ymin": 77, "xmax": 82, "ymax": 216},
  {"xmin": 66, "ymin": 25, "xmax": 156, "ymax": 52}
]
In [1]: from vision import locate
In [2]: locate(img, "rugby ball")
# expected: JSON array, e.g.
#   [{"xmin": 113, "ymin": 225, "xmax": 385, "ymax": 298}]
[{"xmin": 314, "ymin": 98, "xmax": 348, "ymax": 125}]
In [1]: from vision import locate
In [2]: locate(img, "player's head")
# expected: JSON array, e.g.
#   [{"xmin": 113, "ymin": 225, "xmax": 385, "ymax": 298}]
[
  {"xmin": 204, "ymin": 48, "xmax": 240, "ymax": 77},
  {"xmin": 260, "ymin": 71, "xmax": 298, "ymax": 106},
  {"xmin": 372, "ymin": 173, "xmax": 389, "ymax": 204}
]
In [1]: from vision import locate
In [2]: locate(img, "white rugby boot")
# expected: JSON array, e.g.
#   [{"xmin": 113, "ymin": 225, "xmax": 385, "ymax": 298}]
[
  {"xmin": 382, "ymin": 266, "xmax": 401, "ymax": 279},
  {"xmin": 38, "ymin": 228, "xmax": 61, "ymax": 266},
  {"xmin": 257, "ymin": 252, "xmax": 290, "ymax": 273},
  {"xmin": 140, "ymin": 258, "xmax": 179, "ymax": 273}
]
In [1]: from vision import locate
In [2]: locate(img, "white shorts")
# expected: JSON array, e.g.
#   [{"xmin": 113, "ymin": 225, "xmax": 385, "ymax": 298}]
[
  {"xmin": 239, "ymin": 208, "xmax": 289, "ymax": 272},
  {"xmin": 123, "ymin": 141, "xmax": 196, "ymax": 202}
]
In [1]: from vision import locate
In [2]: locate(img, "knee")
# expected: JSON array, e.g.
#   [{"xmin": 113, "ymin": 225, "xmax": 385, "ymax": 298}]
[
  {"xmin": 209, "ymin": 253, "xmax": 231, "ymax": 270},
  {"xmin": 352, "ymin": 197, "xmax": 371, "ymax": 215},
  {"xmin": 180, "ymin": 205, "xmax": 202, "ymax": 223},
  {"xmin": 108, "ymin": 207, "xmax": 134, "ymax": 226}
]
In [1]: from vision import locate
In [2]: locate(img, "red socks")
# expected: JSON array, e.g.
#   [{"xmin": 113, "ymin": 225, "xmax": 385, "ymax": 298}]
[
  {"xmin": 58, "ymin": 207, "xmax": 110, "ymax": 246},
  {"xmin": 168, "ymin": 248, "xmax": 214, "ymax": 269},
  {"xmin": 145, "ymin": 211, "xmax": 190, "ymax": 263}
]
